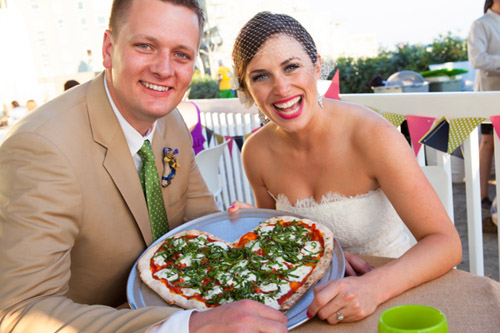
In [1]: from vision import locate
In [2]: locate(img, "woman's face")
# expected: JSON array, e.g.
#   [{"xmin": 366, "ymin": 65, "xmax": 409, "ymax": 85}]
[{"xmin": 244, "ymin": 34, "xmax": 321, "ymax": 131}]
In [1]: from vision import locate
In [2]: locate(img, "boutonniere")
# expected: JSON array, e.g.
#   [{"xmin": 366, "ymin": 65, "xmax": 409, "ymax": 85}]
[{"xmin": 161, "ymin": 147, "xmax": 179, "ymax": 187}]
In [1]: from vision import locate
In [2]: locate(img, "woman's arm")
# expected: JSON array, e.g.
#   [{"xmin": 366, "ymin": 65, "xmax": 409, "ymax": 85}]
[{"xmin": 308, "ymin": 113, "xmax": 462, "ymax": 324}]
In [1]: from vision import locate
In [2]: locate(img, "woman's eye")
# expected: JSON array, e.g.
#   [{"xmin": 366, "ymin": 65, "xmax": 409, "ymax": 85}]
[
  {"xmin": 285, "ymin": 64, "xmax": 299, "ymax": 73},
  {"xmin": 252, "ymin": 74, "xmax": 269, "ymax": 82}
]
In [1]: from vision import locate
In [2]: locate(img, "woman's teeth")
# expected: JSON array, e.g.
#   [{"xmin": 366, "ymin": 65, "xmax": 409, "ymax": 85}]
[
  {"xmin": 274, "ymin": 96, "xmax": 301, "ymax": 114},
  {"xmin": 141, "ymin": 81, "xmax": 170, "ymax": 92}
]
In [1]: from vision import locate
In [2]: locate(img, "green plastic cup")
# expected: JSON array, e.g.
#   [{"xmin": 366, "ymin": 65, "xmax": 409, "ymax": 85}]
[{"xmin": 378, "ymin": 305, "xmax": 448, "ymax": 332}]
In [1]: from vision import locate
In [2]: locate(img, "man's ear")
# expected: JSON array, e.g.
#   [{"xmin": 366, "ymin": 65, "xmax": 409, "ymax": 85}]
[{"xmin": 102, "ymin": 30, "xmax": 113, "ymax": 69}]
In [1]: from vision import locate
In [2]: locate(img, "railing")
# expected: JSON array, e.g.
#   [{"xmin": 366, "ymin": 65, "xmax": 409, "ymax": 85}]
[{"xmin": 192, "ymin": 91, "xmax": 500, "ymax": 278}]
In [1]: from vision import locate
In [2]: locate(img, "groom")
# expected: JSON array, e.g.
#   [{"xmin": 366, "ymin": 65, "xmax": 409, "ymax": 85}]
[{"xmin": 0, "ymin": 0, "xmax": 287, "ymax": 332}]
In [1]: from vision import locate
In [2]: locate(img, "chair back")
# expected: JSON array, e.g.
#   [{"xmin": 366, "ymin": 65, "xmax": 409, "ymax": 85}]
[{"xmin": 195, "ymin": 141, "xmax": 229, "ymax": 205}]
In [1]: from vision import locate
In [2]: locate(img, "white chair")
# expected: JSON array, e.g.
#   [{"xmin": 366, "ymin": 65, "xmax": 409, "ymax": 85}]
[
  {"xmin": 404, "ymin": 165, "xmax": 453, "ymax": 246},
  {"xmin": 195, "ymin": 140, "xmax": 229, "ymax": 209}
]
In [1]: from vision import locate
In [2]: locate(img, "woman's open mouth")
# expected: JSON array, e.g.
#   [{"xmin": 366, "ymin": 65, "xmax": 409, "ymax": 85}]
[{"xmin": 272, "ymin": 95, "xmax": 303, "ymax": 119}]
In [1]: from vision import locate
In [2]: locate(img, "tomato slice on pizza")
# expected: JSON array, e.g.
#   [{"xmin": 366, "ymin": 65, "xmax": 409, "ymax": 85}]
[{"xmin": 137, "ymin": 216, "xmax": 334, "ymax": 312}]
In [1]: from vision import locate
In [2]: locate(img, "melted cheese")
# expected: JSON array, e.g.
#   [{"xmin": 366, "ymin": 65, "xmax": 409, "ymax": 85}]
[
  {"xmin": 154, "ymin": 268, "xmax": 179, "ymax": 282},
  {"xmin": 181, "ymin": 287, "xmax": 201, "ymax": 297},
  {"xmin": 288, "ymin": 265, "xmax": 313, "ymax": 282},
  {"xmin": 153, "ymin": 255, "xmax": 166, "ymax": 266}
]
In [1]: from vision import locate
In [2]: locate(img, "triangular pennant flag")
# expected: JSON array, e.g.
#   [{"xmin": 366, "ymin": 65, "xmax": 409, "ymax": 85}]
[
  {"xmin": 224, "ymin": 136, "xmax": 234, "ymax": 157},
  {"xmin": 324, "ymin": 69, "xmax": 340, "ymax": 100},
  {"xmin": 406, "ymin": 115, "xmax": 435, "ymax": 156},
  {"xmin": 451, "ymin": 145, "xmax": 464, "ymax": 159},
  {"xmin": 447, "ymin": 117, "xmax": 485, "ymax": 153},
  {"xmin": 215, "ymin": 133, "xmax": 224, "ymax": 145},
  {"xmin": 243, "ymin": 132, "xmax": 253, "ymax": 140},
  {"xmin": 233, "ymin": 135, "xmax": 244, "ymax": 152},
  {"xmin": 382, "ymin": 112, "xmax": 406, "ymax": 128},
  {"xmin": 491, "ymin": 116, "xmax": 500, "ymax": 140},
  {"xmin": 419, "ymin": 117, "xmax": 449, "ymax": 153},
  {"xmin": 204, "ymin": 127, "xmax": 214, "ymax": 146}
]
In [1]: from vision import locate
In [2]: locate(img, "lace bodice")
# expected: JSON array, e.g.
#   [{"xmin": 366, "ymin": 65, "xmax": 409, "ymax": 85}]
[{"xmin": 272, "ymin": 188, "xmax": 411, "ymax": 257}]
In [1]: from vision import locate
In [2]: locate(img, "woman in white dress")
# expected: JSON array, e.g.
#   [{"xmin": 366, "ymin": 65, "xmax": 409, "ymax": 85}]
[{"xmin": 229, "ymin": 12, "xmax": 462, "ymax": 324}]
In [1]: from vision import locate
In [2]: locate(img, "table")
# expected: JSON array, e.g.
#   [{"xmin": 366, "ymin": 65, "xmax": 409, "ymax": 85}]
[{"xmin": 293, "ymin": 256, "xmax": 500, "ymax": 332}]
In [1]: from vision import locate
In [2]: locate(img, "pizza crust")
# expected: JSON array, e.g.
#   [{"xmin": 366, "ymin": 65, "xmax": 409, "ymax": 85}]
[
  {"xmin": 137, "ymin": 230, "xmax": 229, "ymax": 311},
  {"xmin": 137, "ymin": 216, "xmax": 335, "ymax": 312}
]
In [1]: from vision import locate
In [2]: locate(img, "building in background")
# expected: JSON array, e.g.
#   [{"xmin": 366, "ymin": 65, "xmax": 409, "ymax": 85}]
[
  {"xmin": 0, "ymin": 0, "xmax": 377, "ymax": 113},
  {"xmin": 203, "ymin": 0, "xmax": 378, "ymax": 78},
  {"xmin": 0, "ymin": 0, "xmax": 111, "ymax": 114}
]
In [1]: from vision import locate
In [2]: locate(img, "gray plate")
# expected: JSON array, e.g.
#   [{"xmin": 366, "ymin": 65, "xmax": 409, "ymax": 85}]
[{"xmin": 127, "ymin": 208, "xmax": 345, "ymax": 330}]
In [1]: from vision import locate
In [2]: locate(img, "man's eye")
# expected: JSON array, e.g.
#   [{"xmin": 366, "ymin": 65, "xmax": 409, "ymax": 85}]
[
  {"xmin": 175, "ymin": 52, "xmax": 190, "ymax": 60},
  {"xmin": 136, "ymin": 43, "xmax": 151, "ymax": 50}
]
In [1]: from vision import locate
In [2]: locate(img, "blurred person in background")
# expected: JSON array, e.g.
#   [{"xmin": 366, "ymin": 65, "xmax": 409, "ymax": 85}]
[
  {"xmin": 468, "ymin": 0, "xmax": 500, "ymax": 233},
  {"xmin": 64, "ymin": 79, "xmax": 80, "ymax": 91},
  {"xmin": 217, "ymin": 60, "xmax": 235, "ymax": 98},
  {"xmin": 26, "ymin": 99, "xmax": 38, "ymax": 111},
  {"xmin": 9, "ymin": 100, "xmax": 28, "ymax": 124}
]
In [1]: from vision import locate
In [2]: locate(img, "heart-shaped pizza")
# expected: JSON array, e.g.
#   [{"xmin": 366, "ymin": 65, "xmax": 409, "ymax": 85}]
[{"xmin": 137, "ymin": 216, "xmax": 334, "ymax": 312}]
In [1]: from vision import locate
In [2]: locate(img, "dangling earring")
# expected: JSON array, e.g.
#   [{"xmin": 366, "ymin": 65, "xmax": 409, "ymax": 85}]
[
  {"xmin": 317, "ymin": 93, "xmax": 323, "ymax": 109},
  {"xmin": 258, "ymin": 110, "xmax": 270, "ymax": 125}
]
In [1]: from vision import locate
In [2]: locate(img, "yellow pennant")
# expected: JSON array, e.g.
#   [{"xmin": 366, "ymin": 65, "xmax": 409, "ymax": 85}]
[
  {"xmin": 382, "ymin": 112, "xmax": 406, "ymax": 128},
  {"xmin": 447, "ymin": 117, "xmax": 485, "ymax": 153}
]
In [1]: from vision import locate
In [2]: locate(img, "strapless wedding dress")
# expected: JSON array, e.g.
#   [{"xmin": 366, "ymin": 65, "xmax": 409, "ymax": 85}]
[{"xmin": 270, "ymin": 188, "xmax": 411, "ymax": 258}]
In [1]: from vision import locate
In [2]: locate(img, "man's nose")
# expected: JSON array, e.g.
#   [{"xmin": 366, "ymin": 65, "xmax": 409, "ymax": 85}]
[{"xmin": 151, "ymin": 52, "xmax": 174, "ymax": 77}]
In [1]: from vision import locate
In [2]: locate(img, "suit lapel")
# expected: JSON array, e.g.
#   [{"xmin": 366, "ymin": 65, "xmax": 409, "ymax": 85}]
[{"xmin": 86, "ymin": 73, "xmax": 153, "ymax": 245}]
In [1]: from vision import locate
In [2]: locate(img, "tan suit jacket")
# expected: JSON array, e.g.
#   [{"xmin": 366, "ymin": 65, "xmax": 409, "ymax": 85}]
[{"xmin": 0, "ymin": 73, "xmax": 218, "ymax": 332}]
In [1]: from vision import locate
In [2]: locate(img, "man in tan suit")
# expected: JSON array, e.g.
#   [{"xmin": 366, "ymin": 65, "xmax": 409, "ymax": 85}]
[{"xmin": 0, "ymin": 0, "xmax": 287, "ymax": 332}]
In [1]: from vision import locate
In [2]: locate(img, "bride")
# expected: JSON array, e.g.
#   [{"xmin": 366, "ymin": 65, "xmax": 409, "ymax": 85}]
[{"xmin": 229, "ymin": 11, "xmax": 462, "ymax": 324}]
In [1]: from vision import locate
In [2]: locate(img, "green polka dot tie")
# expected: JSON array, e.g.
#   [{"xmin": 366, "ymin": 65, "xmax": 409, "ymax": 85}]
[{"xmin": 138, "ymin": 140, "xmax": 169, "ymax": 240}]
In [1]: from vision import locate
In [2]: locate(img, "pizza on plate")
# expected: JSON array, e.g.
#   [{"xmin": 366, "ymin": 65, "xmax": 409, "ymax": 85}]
[{"xmin": 137, "ymin": 215, "xmax": 334, "ymax": 312}]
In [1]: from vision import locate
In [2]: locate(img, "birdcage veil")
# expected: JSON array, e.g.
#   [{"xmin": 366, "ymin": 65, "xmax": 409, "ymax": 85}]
[{"xmin": 232, "ymin": 11, "xmax": 331, "ymax": 109}]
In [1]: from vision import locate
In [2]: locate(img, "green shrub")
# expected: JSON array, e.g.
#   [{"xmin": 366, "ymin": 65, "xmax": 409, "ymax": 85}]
[
  {"xmin": 188, "ymin": 74, "xmax": 219, "ymax": 99},
  {"xmin": 329, "ymin": 33, "xmax": 468, "ymax": 93}
]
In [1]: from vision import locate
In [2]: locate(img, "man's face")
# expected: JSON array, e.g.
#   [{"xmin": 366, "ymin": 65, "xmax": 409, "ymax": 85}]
[{"xmin": 102, "ymin": 0, "xmax": 199, "ymax": 134}]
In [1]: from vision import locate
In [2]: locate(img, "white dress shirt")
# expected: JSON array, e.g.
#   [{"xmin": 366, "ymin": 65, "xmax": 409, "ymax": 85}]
[{"xmin": 104, "ymin": 75, "xmax": 194, "ymax": 332}]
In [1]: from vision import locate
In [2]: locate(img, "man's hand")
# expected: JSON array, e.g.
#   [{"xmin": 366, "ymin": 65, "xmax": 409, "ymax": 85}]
[{"xmin": 189, "ymin": 300, "xmax": 287, "ymax": 332}]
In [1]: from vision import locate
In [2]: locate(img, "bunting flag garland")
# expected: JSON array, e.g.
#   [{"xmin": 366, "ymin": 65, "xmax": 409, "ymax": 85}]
[
  {"xmin": 382, "ymin": 112, "xmax": 406, "ymax": 128},
  {"xmin": 234, "ymin": 136, "xmax": 244, "ymax": 152},
  {"xmin": 204, "ymin": 127, "xmax": 214, "ymax": 146},
  {"xmin": 224, "ymin": 136, "xmax": 234, "ymax": 157},
  {"xmin": 406, "ymin": 115, "xmax": 435, "ymax": 156},
  {"xmin": 419, "ymin": 117, "xmax": 449, "ymax": 153},
  {"xmin": 447, "ymin": 117, "xmax": 485, "ymax": 154},
  {"xmin": 215, "ymin": 133, "xmax": 224, "ymax": 145},
  {"xmin": 324, "ymin": 69, "xmax": 340, "ymax": 100},
  {"xmin": 201, "ymin": 113, "xmax": 489, "ymax": 160}
]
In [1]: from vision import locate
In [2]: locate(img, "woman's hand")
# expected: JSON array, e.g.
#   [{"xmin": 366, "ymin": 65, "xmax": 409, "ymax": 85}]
[
  {"xmin": 307, "ymin": 274, "xmax": 381, "ymax": 324},
  {"xmin": 227, "ymin": 201, "xmax": 255, "ymax": 213},
  {"xmin": 344, "ymin": 252, "xmax": 374, "ymax": 276}
]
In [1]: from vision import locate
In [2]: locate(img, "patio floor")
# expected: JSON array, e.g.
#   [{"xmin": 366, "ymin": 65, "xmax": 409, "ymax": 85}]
[{"xmin": 454, "ymin": 181, "xmax": 499, "ymax": 281}]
